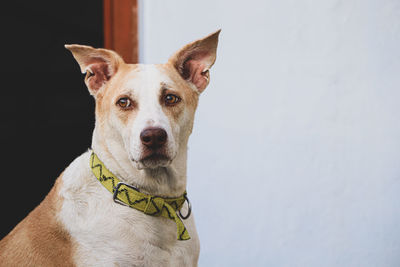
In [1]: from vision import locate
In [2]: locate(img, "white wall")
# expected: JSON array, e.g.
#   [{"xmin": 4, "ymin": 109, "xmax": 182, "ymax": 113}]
[{"xmin": 139, "ymin": 1, "xmax": 400, "ymax": 266}]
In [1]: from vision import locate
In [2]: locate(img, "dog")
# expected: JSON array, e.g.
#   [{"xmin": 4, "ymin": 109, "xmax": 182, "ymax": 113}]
[{"xmin": 0, "ymin": 30, "xmax": 220, "ymax": 267}]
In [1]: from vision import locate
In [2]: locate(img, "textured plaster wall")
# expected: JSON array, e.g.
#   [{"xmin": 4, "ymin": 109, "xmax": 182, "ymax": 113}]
[{"xmin": 139, "ymin": 1, "xmax": 400, "ymax": 266}]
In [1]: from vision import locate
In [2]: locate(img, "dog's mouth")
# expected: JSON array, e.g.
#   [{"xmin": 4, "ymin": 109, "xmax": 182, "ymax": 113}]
[{"xmin": 135, "ymin": 151, "xmax": 172, "ymax": 169}]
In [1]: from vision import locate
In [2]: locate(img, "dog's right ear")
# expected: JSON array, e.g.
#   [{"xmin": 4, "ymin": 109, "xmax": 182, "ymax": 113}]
[{"xmin": 65, "ymin": 44, "xmax": 124, "ymax": 96}]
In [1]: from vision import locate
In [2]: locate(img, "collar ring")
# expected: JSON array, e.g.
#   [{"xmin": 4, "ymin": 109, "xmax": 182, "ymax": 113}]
[{"xmin": 178, "ymin": 194, "xmax": 192, "ymax": 220}]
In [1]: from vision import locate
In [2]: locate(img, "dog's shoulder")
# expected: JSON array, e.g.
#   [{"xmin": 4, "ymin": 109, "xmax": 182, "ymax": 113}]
[
  {"xmin": 0, "ymin": 151, "xmax": 94, "ymax": 266},
  {"xmin": 0, "ymin": 171, "xmax": 75, "ymax": 266}
]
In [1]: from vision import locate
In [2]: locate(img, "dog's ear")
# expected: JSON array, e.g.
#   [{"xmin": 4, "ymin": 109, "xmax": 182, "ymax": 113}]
[
  {"xmin": 65, "ymin": 44, "xmax": 124, "ymax": 96},
  {"xmin": 168, "ymin": 30, "xmax": 220, "ymax": 93}
]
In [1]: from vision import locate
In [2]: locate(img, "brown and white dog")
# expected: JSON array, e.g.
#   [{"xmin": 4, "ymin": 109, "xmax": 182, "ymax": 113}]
[{"xmin": 0, "ymin": 30, "xmax": 220, "ymax": 267}]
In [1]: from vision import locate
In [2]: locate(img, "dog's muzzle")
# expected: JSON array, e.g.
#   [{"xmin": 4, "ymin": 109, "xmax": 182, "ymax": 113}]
[{"xmin": 138, "ymin": 127, "xmax": 172, "ymax": 167}]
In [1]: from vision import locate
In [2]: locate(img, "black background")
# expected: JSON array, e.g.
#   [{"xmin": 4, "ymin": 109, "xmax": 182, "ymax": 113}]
[{"xmin": 0, "ymin": 2, "xmax": 103, "ymax": 239}]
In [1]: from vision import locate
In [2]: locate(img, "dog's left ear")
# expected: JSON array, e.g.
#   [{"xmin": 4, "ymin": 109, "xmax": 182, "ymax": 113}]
[
  {"xmin": 169, "ymin": 30, "xmax": 221, "ymax": 93},
  {"xmin": 65, "ymin": 44, "xmax": 124, "ymax": 96}
]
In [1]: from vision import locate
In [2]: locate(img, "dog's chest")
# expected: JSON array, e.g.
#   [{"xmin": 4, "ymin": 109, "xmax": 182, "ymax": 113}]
[
  {"xmin": 69, "ymin": 201, "xmax": 196, "ymax": 267},
  {"xmin": 58, "ymin": 153, "xmax": 199, "ymax": 267}
]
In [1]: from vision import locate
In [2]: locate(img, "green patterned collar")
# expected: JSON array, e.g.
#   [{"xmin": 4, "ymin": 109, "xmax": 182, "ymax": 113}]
[{"xmin": 90, "ymin": 152, "xmax": 191, "ymax": 241}]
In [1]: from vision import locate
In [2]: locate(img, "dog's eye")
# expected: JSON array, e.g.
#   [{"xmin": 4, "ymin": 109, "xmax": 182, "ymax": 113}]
[
  {"xmin": 116, "ymin": 97, "xmax": 132, "ymax": 109},
  {"xmin": 164, "ymin": 94, "xmax": 180, "ymax": 105}
]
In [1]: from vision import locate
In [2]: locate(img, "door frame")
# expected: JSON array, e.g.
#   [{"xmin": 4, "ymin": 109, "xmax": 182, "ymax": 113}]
[{"xmin": 103, "ymin": 0, "xmax": 138, "ymax": 63}]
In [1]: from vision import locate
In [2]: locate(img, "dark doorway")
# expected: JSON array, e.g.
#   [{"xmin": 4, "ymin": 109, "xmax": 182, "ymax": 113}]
[{"xmin": 0, "ymin": 1, "xmax": 103, "ymax": 239}]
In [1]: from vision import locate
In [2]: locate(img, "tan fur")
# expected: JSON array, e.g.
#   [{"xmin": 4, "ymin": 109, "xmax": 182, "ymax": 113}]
[
  {"xmin": 96, "ymin": 64, "xmax": 140, "ymax": 126},
  {"xmin": 0, "ymin": 175, "xmax": 75, "ymax": 267}
]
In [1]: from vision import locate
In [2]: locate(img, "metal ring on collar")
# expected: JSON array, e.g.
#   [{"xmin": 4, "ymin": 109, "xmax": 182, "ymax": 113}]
[{"xmin": 178, "ymin": 194, "xmax": 191, "ymax": 220}]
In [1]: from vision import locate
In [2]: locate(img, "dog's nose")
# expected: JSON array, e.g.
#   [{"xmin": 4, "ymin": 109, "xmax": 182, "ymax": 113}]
[{"xmin": 140, "ymin": 127, "xmax": 167, "ymax": 148}]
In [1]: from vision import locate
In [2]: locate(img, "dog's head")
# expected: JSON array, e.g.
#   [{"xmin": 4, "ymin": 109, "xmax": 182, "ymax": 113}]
[{"xmin": 66, "ymin": 31, "xmax": 220, "ymax": 169}]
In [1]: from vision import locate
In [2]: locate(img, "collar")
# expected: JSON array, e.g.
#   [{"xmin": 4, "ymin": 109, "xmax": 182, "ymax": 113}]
[{"xmin": 90, "ymin": 152, "xmax": 191, "ymax": 241}]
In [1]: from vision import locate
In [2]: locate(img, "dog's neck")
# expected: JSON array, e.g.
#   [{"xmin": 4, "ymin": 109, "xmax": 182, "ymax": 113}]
[{"xmin": 91, "ymin": 129, "xmax": 188, "ymax": 197}]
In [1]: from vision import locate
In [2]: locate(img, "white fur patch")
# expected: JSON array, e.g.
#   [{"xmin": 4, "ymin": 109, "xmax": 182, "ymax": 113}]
[{"xmin": 124, "ymin": 65, "xmax": 178, "ymax": 167}]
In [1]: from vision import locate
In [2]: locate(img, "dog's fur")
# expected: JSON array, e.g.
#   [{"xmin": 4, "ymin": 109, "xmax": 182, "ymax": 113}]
[{"xmin": 0, "ymin": 30, "xmax": 220, "ymax": 267}]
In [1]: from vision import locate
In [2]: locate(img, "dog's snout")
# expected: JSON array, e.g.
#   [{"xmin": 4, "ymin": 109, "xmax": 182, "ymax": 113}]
[{"xmin": 140, "ymin": 127, "xmax": 167, "ymax": 148}]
